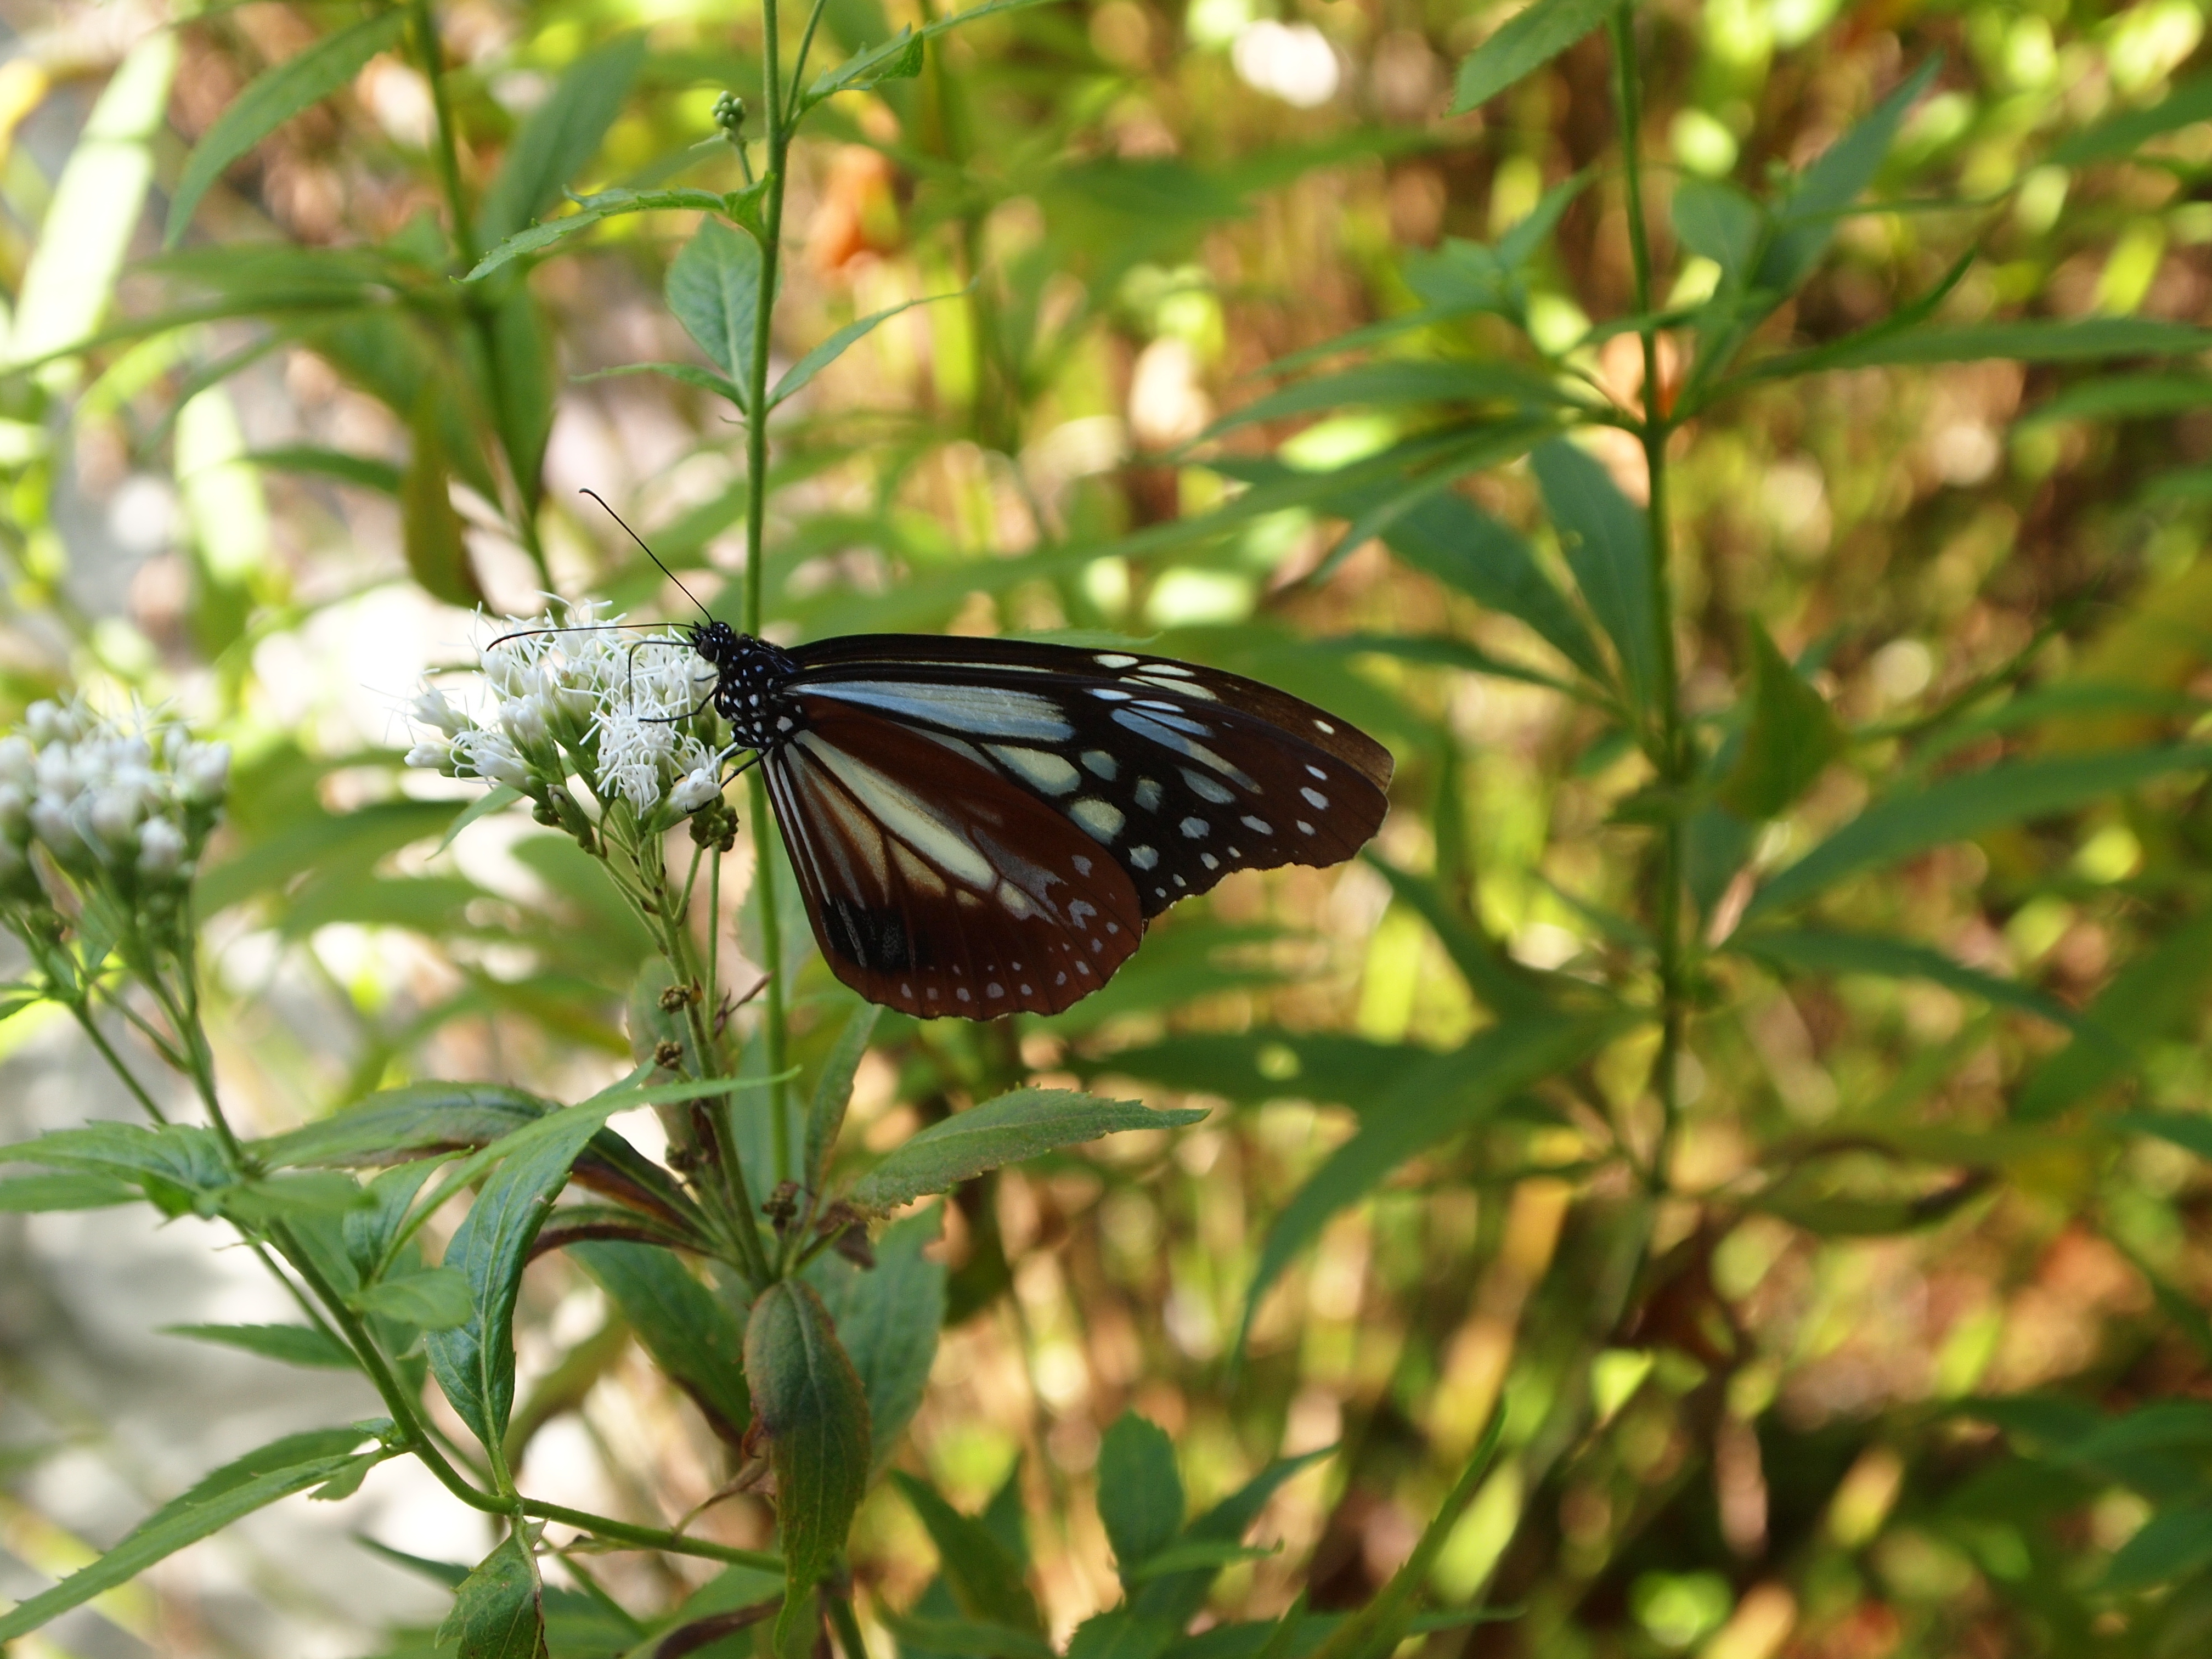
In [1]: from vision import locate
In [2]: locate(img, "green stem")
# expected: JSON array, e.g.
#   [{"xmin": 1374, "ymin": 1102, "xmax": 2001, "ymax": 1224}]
[
  {"xmin": 522, "ymin": 1499, "xmax": 785, "ymax": 1570},
  {"xmin": 745, "ymin": 0, "xmax": 796, "ymax": 1194},
  {"xmin": 787, "ymin": 0, "xmax": 833, "ymax": 112},
  {"xmin": 1610, "ymin": 3, "xmax": 1686, "ymax": 1193},
  {"xmin": 67, "ymin": 1001, "xmax": 168, "ymax": 1124},
  {"xmin": 410, "ymin": 0, "xmax": 476, "ymax": 267}
]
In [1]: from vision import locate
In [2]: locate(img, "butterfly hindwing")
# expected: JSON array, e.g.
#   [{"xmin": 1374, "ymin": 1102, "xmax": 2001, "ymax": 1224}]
[
  {"xmin": 764, "ymin": 705, "xmax": 1146, "ymax": 1018},
  {"xmin": 786, "ymin": 635, "xmax": 1392, "ymax": 917}
]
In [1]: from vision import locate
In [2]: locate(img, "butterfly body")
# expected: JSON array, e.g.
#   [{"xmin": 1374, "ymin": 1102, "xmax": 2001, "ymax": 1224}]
[{"xmin": 678, "ymin": 627, "xmax": 1393, "ymax": 1019}]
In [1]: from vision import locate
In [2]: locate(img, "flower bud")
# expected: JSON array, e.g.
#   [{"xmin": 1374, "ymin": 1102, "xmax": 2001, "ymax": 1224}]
[
  {"xmin": 482, "ymin": 646, "xmax": 532, "ymax": 699},
  {"xmin": 24, "ymin": 702, "xmax": 62, "ymax": 744},
  {"xmin": 35, "ymin": 744, "xmax": 82, "ymax": 802},
  {"xmin": 138, "ymin": 815, "xmax": 186, "ymax": 880},
  {"xmin": 713, "ymin": 91, "xmax": 746, "ymax": 134},
  {"xmin": 29, "ymin": 795, "xmax": 77, "ymax": 860},
  {"xmin": 670, "ymin": 766, "xmax": 722, "ymax": 815},
  {"xmin": 176, "ymin": 742, "xmax": 230, "ymax": 806},
  {"xmin": 0, "ymin": 736, "xmax": 33, "ymax": 789},
  {"xmin": 410, "ymin": 687, "xmax": 470, "ymax": 736},
  {"xmin": 456, "ymin": 730, "xmax": 532, "ymax": 791},
  {"xmin": 0, "ymin": 783, "xmax": 26, "ymax": 842},
  {"xmin": 500, "ymin": 695, "xmax": 549, "ymax": 747},
  {"xmin": 405, "ymin": 741, "xmax": 453, "ymax": 772},
  {"xmin": 88, "ymin": 785, "xmax": 142, "ymax": 850}
]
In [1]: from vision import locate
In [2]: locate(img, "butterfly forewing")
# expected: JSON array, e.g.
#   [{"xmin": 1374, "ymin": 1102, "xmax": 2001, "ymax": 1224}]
[
  {"xmin": 785, "ymin": 635, "xmax": 1393, "ymax": 918},
  {"xmin": 765, "ymin": 705, "xmax": 1145, "ymax": 1017}
]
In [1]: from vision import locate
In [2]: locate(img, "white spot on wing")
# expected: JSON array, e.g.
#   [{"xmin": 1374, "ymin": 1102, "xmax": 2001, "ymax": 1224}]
[
  {"xmin": 1180, "ymin": 816, "xmax": 1209, "ymax": 838},
  {"xmin": 987, "ymin": 982, "xmax": 1004, "ymax": 997},
  {"xmin": 1201, "ymin": 853, "xmax": 1218, "ymax": 870},
  {"xmin": 1314, "ymin": 719, "xmax": 1335, "ymax": 732},
  {"xmin": 1182, "ymin": 769, "xmax": 1234, "ymax": 804},
  {"xmin": 988, "ymin": 744, "xmax": 1081, "ymax": 795},
  {"xmin": 1095, "ymin": 653, "xmax": 1139, "ymax": 668},
  {"xmin": 1297, "ymin": 819, "xmax": 1315, "ymax": 835},
  {"xmin": 808, "ymin": 680, "xmax": 1073, "ymax": 740},
  {"xmin": 1071, "ymin": 798, "xmax": 1125, "ymax": 842},
  {"xmin": 1242, "ymin": 815, "xmax": 1272, "ymax": 834},
  {"xmin": 1081, "ymin": 750, "xmax": 1118, "ymax": 780},
  {"xmin": 1302, "ymin": 787, "xmax": 1329, "ymax": 809},
  {"xmin": 1307, "ymin": 765, "xmax": 1328, "ymax": 780},
  {"xmin": 1135, "ymin": 777, "xmax": 1163, "ymax": 811},
  {"xmin": 1130, "ymin": 845, "xmax": 1158, "ymax": 869},
  {"xmin": 1090, "ymin": 687, "xmax": 1131, "ymax": 702}
]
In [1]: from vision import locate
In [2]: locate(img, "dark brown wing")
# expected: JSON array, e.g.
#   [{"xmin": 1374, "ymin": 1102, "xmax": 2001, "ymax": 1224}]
[
  {"xmin": 785, "ymin": 635, "xmax": 1392, "ymax": 916},
  {"xmin": 761, "ymin": 704, "xmax": 1146, "ymax": 1018}
]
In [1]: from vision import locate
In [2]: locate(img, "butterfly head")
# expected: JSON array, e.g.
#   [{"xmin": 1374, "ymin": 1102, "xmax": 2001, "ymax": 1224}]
[{"xmin": 688, "ymin": 624, "xmax": 800, "ymax": 751}]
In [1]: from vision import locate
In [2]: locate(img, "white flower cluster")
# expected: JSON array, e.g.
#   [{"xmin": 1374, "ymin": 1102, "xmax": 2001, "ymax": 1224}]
[
  {"xmin": 404, "ymin": 603, "xmax": 731, "ymax": 827},
  {"xmin": 0, "ymin": 699, "xmax": 230, "ymax": 898}
]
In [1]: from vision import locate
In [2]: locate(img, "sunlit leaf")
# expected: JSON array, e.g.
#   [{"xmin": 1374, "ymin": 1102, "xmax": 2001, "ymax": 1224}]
[
  {"xmin": 771, "ymin": 290, "xmax": 967, "ymax": 408},
  {"xmin": 1532, "ymin": 438, "xmax": 1659, "ymax": 713},
  {"xmin": 161, "ymin": 1322, "xmax": 357, "ymax": 1369},
  {"xmin": 666, "ymin": 218, "xmax": 765, "ymax": 408},
  {"xmin": 1098, "ymin": 1414, "xmax": 1183, "ymax": 1583},
  {"xmin": 847, "ymin": 1090, "xmax": 1205, "ymax": 1212},
  {"xmin": 1718, "ymin": 621, "xmax": 1844, "ymax": 819},
  {"xmin": 572, "ymin": 1239, "xmax": 751, "ymax": 1443},
  {"xmin": 477, "ymin": 34, "xmax": 646, "ymax": 247},
  {"xmin": 1451, "ymin": 0, "xmax": 1617, "ymax": 113},
  {"xmin": 805, "ymin": 1003, "xmax": 881, "ymax": 1193}
]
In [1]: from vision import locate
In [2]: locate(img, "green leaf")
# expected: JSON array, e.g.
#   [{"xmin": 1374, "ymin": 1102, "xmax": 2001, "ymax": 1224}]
[
  {"xmin": 358, "ymin": 1266, "xmax": 475, "ymax": 1331},
  {"xmin": 1718, "ymin": 622, "xmax": 1844, "ymax": 819},
  {"xmin": 747, "ymin": 1280, "xmax": 871, "ymax": 1659},
  {"xmin": 461, "ymin": 186, "xmax": 731, "ymax": 281},
  {"xmin": 666, "ymin": 219, "xmax": 765, "ymax": 408},
  {"xmin": 476, "ymin": 35, "xmax": 646, "ymax": 248},
  {"xmin": 402, "ymin": 387, "xmax": 483, "ymax": 607},
  {"xmin": 2015, "ymin": 909, "xmax": 2212, "ymax": 1121},
  {"xmin": 161, "ymin": 1322, "xmax": 357, "ymax": 1369},
  {"xmin": 426, "ymin": 1105, "xmax": 637, "ymax": 1448},
  {"xmin": 2019, "ymin": 372, "xmax": 2212, "ymax": 426},
  {"xmin": 1364, "ymin": 855, "xmax": 1556, "ymax": 1019},
  {"xmin": 1742, "ymin": 746, "xmax": 2211, "ymax": 922},
  {"xmin": 1731, "ymin": 928, "xmax": 2085, "ymax": 1031},
  {"xmin": 1079, "ymin": 1029, "xmax": 1422, "ymax": 1109},
  {"xmin": 771, "ymin": 290, "xmax": 966, "ymax": 408},
  {"xmin": 1098, "ymin": 1414, "xmax": 1183, "ymax": 1582},
  {"xmin": 437, "ymin": 1531, "xmax": 548, "ymax": 1658},
  {"xmin": 0, "ymin": 1426, "xmax": 387, "ymax": 1643},
  {"xmin": 0, "ymin": 1172, "xmax": 139, "ymax": 1211},
  {"xmin": 257, "ymin": 1082, "xmax": 552, "ymax": 1167},
  {"xmin": 2114, "ymin": 1111, "xmax": 2212, "ymax": 1160},
  {"xmin": 2051, "ymin": 72, "xmax": 2212, "ymax": 166},
  {"xmin": 1751, "ymin": 318, "xmax": 2212, "ymax": 380},
  {"xmin": 809, "ymin": 1206, "xmax": 946, "ymax": 1471},
  {"xmin": 1128, "ymin": 1446, "xmax": 1334, "ymax": 1627},
  {"xmin": 893, "ymin": 1473, "xmax": 1043, "ymax": 1634},
  {"xmin": 847, "ymin": 1089, "xmax": 1205, "ymax": 1212},
  {"xmin": 1670, "ymin": 177, "xmax": 1763, "ymax": 286},
  {"xmin": 1304, "ymin": 1415, "xmax": 1503, "ymax": 1659},
  {"xmin": 1239, "ymin": 1013, "xmax": 1629, "ymax": 1350},
  {"xmin": 572, "ymin": 1240, "xmax": 752, "ymax": 1443},
  {"xmin": 806, "ymin": 1003, "xmax": 882, "ymax": 1194},
  {"xmin": 1451, "ymin": 0, "xmax": 1617, "ymax": 113},
  {"xmin": 4, "ymin": 1123, "xmax": 231, "ymax": 1215},
  {"xmin": 575, "ymin": 360, "xmax": 747, "ymax": 403},
  {"xmin": 2106, "ymin": 1501, "xmax": 2212, "ymax": 1590},
  {"xmin": 879, "ymin": 1610, "xmax": 1055, "ymax": 1659},
  {"xmin": 1124, "ymin": 1542, "xmax": 1274, "ymax": 1583},
  {"xmin": 245, "ymin": 444, "xmax": 403, "ymax": 494},
  {"xmin": 804, "ymin": 25, "xmax": 925, "ymax": 107},
  {"xmin": 488, "ymin": 284, "xmax": 556, "ymax": 515},
  {"xmin": 222, "ymin": 1171, "xmax": 370, "ymax": 1228},
  {"xmin": 1349, "ymin": 486, "xmax": 1606, "ymax": 683},
  {"xmin": 166, "ymin": 12, "xmax": 408, "ymax": 247},
  {"xmin": 1531, "ymin": 438, "xmax": 1658, "ymax": 712},
  {"xmin": 1757, "ymin": 58, "xmax": 1940, "ymax": 296},
  {"xmin": 1204, "ymin": 362, "xmax": 1579, "ymax": 443}
]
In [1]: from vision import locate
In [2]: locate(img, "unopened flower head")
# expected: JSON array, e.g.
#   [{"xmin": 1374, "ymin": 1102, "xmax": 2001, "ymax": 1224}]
[
  {"xmin": 404, "ymin": 602, "xmax": 731, "ymax": 830},
  {"xmin": 0, "ymin": 699, "xmax": 229, "ymax": 904}
]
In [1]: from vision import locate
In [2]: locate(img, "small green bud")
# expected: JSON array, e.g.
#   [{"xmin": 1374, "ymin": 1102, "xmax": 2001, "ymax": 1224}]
[{"xmin": 713, "ymin": 92, "xmax": 746, "ymax": 136}]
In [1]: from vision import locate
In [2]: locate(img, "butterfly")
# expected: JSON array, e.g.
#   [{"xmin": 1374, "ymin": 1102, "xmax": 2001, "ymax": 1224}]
[{"xmin": 561, "ymin": 497, "xmax": 1395, "ymax": 1019}]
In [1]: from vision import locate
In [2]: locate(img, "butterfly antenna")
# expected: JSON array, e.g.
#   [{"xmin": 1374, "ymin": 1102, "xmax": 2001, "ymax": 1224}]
[{"xmin": 579, "ymin": 488, "xmax": 713, "ymax": 623}]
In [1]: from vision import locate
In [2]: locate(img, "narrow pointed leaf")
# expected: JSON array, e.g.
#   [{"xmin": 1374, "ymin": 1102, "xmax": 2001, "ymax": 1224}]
[
  {"xmin": 0, "ymin": 1172, "xmax": 138, "ymax": 1211},
  {"xmin": 477, "ymin": 35, "xmax": 646, "ymax": 246},
  {"xmin": 0, "ymin": 1426, "xmax": 387, "ymax": 1642},
  {"xmin": 893, "ymin": 1473, "xmax": 1043, "ymax": 1633},
  {"xmin": 808, "ymin": 1206, "xmax": 945, "ymax": 1470},
  {"xmin": 572, "ymin": 1239, "xmax": 751, "ymax": 1443},
  {"xmin": 1743, "ymin": 746, "xmax": 2211, "ymax": 921},
  {"xmin": 848, "ymin": 1090, "xmax": 1204, "ymax": 1212},
  {"xmin": 1758, "ymin": 58, "xmax": 1940, "ymax": 295},
  {"xmin": 772, "ymin": 291, "xmax": 966, "ymax": 408},
  {"xmin": 167, "ymin": 11, "xmax": 408, "ymax": 246},
  {"xmin": 805, "ymin": 1003, "xmax": 882, "ymax": 1193},
  {"xmin": 1532, "ymin": 438, "xmax": 1658, "ymax": 711},
  {"xmin": 2052, "ymin": 72, "xmax": 2212, "ymax": 166},
  {"xmin": 161, "ymin": 1322, "xmax": 358, "ymax": 1369},
  {"xmin": 438, "ymin": 1531, "xmax": 549, "ymax": 1658},
  {"xmin": 402, "ymin": 388, "xmax": 482, "ymax": 607},
  {"xmin": 1718, "ymin": 622, "xmax": 1844, "ymax": 819},
  {"xmin": 1451, "ymin": 0, "xmax": 1617, "ymax": 113},
  {"xmin": 2016, "ymin": 909, "xmax": 2212, "ymax": 1121},
  {"xmin": 1731, "ymin": 928, "xmax": 2084, "ymax": 1030},
  {"xmin": 1130, "ymin": 1446, "xmax": 1335, "ymax": 1626},
  {"xmin": 1099, "ymin": 1414, "xmax": 1183, "ymax": 1582}
]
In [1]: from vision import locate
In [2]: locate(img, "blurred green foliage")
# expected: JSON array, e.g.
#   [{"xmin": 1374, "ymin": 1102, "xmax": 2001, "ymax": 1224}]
[{"xmin": 9, "ymin": 0, "xmax": 2212, "ymax": 1652}]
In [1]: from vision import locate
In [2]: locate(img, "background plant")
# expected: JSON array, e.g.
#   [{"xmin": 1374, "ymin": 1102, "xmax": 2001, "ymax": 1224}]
[{"xmin": 7, "ymin": 0, "xmax": 2212, "ymax": 1655}]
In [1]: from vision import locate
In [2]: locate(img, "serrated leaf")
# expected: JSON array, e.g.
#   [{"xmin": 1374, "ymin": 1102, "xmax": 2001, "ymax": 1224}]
[
  {"xmin": 574, "ymin": 360, "xmax": 747, "ymax": 402},
  {"xmin": 1238, "ymin": 1013, "xmax": 1630, "ymax": 1351},
  {"xmin": 477, "ymin": 35, "xmax": 646, "ymax": 248},
  {"xmin": 358, "ymin": 1266, "xmax": 475, "ymax": 1331},
  {"xmin": 1098, "ymin": 1414, "xmax": 1183, "ymax": 1581},
  {"xmin": 1743, "ymin": 746, "xmax": 2211, "ymax": 921},
  {"xmin": 0, "ymin": 1426, "xmax": 387, "ymax": 1643},
  {"xmin": 161, "ymin": 1322, "xmax": 358, "ymax": 1368},
  {"xmin": 805, "ymin": 25, "xmax": 925, "ymax": 107},
  {"xmin": 847, "ymin": 1090, "xmax": 1205, "ymax": 1212},
  {"xmin": 1718, "ymin": 622, "xmax": 1843, "ymax": 819},
  {"xmin": 166, "ymin": 11, "xmax": 408, "ymax": 247},
  {"xmin": 1451, "ymin": 0, "xmax": 1617, "ymax": 114},
  {"xmin": 748, "ymin": 1280, "xmax": 871, "ymax": 1659},
  {"xmin": 808, "ymin": 1206, "xmax": 945, "ymax": 1471},
  {"xmin": 461, "ymin": 186, "xmax": 735, "ymax": 281},
  {"xmin": 572, "ymin": 1240, "xmax": 751, "ymax": 1443},
  {"xmin": 805, "ymin": 1003, "xmax": 881, "ymax": 1194},
  {"xmin": 894, "ymin": 1473, "xmax": 1042, "ymax": 1634},
  {"xmin": 437, "ymin": 1531, "xmax": 548, "ymax": 1658},
  {"xmin": 666, "ymin": 219, "xmax": 764, "ymax": 406},
  {"xmin": 1531, "ymin": 438, "xmax": 1659, "ymax": 713},
  {"xmin": 257, "ymin": 1082, "xmax": 553, "ymax": 1167}
]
